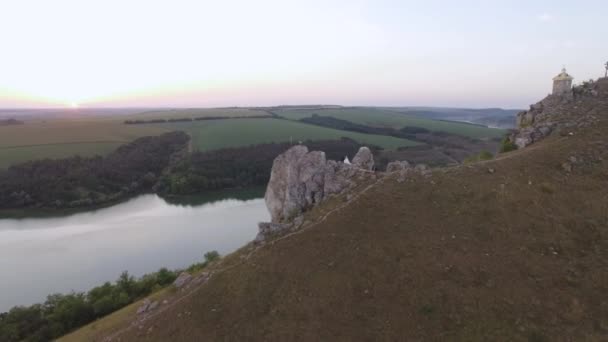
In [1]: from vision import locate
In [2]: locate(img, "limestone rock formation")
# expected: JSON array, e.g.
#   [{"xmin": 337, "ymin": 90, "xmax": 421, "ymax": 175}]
[
  {"xmin": 173, "ymin": 272, "xmax": 192, "ymax": 289},
  {"xmin": 509, "ymin": 78, "xmax": 606, "ymax": 149},
  {"xmin": 351, "ymin": 147, "xmax": 374, "ymax": 171},
  {"xmin": 263, "ymin": 145, "xmax": 374, "ymax": 224},
  {"xmin": 386, "ymin": 160, "xmax": 411, "ymax": 173}
]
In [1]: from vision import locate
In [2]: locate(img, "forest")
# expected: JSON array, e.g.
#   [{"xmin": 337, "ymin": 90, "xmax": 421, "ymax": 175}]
[
  {"xmin": 0, "ymin": 131, "xmax": 189, "ymax": 210},
  {"xmin": 158, "ymin": 138, "xmax": 373, "ymax": 195}
]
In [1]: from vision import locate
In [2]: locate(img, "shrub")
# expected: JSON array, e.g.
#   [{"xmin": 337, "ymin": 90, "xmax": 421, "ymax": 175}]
[
  {"xmin": 500, "ymin": 137, "xmax": 518, "ymax": 153},
  {"xmin": 204, "ymin": 250, "xmax": 220, "ymax": 263},
  {"xmin": 463, "ymin": 150, "xmax": 494, "ymax": 164},
  {"xmin": 0, "ymin": 267, "xmax": 178, "ymax": 342},
  {"xmin": 478, "ymin": 150, "xmax": 494, "ymax": 160}
]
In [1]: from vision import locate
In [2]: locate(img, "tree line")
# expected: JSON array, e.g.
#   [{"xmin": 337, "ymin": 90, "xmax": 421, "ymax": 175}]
[
  {"xmin": 157, "ymin": 138, "xmax": 372, "ymax": 195},
  {"xmin": 0, "ymin": 131, "xmax": 189, "ymax": 210},
  {"xmin": 0, "ymin": 251, "xmax": 220, "ymax": 342},
  {"xmin": 124, "ymin": 115, "xmax": 271, "ymax": 125}
]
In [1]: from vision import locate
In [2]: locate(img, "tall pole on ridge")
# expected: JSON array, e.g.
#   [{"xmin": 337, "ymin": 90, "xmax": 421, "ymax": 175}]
[{"xmin": 605, "ymin": 61, "xmax": 608, "ymax": 77}]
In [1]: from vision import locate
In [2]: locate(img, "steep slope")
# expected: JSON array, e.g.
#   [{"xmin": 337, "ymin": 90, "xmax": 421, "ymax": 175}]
[{"xmin": 70, "ymin": 79, "xmax": 608, "ymax": 341}]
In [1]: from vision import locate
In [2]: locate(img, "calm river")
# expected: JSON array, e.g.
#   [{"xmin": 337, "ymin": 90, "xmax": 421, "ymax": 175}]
[{"xmin": 0, "ymin": 191, "xmax": 268, "ymax": 311}]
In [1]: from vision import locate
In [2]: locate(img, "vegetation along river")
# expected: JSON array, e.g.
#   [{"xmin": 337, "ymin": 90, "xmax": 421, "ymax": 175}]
[{"xmin": 0, "ymin": 190, "xmax": 269, "ymax": 311}]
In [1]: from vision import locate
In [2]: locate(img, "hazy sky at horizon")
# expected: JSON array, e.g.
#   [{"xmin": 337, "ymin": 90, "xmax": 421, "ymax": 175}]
[{"xmin": 0, "ymin": 0, "xmax": 606, "ymax": 109}]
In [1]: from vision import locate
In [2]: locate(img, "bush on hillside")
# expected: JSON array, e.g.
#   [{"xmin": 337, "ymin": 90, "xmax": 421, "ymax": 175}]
[
  {"xmin": 499, "ymin": 137, "xmax": 518, "ymax": 153},
  {"xmin": 464, "ymin": 150, "xmax": 494, "ymax": 164},
  {"xmin": 0, "ymin": 268, "xmax": 178, "ymax": 342}
]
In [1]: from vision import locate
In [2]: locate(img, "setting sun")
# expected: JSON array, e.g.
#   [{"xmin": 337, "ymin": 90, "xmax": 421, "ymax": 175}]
[{"xmin": 69, "ymin": 102, "xmax": 79, "ymax": 109}]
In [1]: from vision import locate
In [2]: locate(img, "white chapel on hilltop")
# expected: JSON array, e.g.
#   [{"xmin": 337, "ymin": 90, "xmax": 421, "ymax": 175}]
[{"xmin": 552, "ymin": 68, "xmax": 574, "ymax": 95}]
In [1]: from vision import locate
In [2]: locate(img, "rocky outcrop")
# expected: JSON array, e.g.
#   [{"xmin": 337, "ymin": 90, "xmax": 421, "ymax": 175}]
[
  {"xmin": 263, "ymin": 145, "xmax": 375, "ymax": 224},
  {"xmin": 351, "ymin": 147, "xmax": 374, "ymax": 171},
  {"xmin": 509, "ymin": 78, "xmax": 607, "ymax": 149},
  {"xmin": 173, "ymin": 272, "xmax": 192, "ymax": 289},
  {"xmin": 386, "ymin": 160, "xmax": 411, "ymax": 173}
]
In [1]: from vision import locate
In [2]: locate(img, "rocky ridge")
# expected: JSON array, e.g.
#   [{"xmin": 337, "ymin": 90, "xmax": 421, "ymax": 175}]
[
  {"xmin": 256, "ymin": 145, "xmax": 431, "ymax": 243},
  {"xmin": 509, "ymin": 77, "xmax": 608, "ymax": 148}
]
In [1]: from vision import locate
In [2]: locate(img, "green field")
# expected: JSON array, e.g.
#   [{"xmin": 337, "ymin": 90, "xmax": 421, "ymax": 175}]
[
  {"xmin": 157, "ymin": 118, "xmax": 419, "ymax": 151},
  {"xmin": 0, "ymin": 142, "xmax": 123, "ymax": 169},
  {"xmin": 123, "ymin": 108, "xmax": 270, "ymax": 120},
  {"xmin": 275, "ymin": 107, "xmax": 506, "ymax": 139},
  {"xmin": 0, "ymin": 119, "xmax": 169, "ymax": 169}
]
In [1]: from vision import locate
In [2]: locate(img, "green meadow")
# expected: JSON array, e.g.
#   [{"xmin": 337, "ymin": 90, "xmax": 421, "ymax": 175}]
[
  {"xmin": 157, "ymin": 118, "xmax": 419, "ymax": 151},
  {"xmin": 275, "ymin": 107, "xmax": 506, "ymax": 139}
]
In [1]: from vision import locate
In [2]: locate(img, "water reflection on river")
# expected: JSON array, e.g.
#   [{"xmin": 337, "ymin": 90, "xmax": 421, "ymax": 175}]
[{"xmin": 0, "ymin": 191, "xmax": 268, "ymax": 311}]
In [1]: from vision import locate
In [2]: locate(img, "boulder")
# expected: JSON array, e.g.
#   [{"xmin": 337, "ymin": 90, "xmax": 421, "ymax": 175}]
[
  {"xmin": 173, "ymin": 272, "xmax": 192, "ymax": 289},
  {"xmin": 255, "ymin": 222, "xmax": 291, "ymax": 243},
  {"xmin": 137, "ymin": 299, "xmax": 151, "ymax": 315},
  {"xmin": 351, "ymin": 147, "xmax": 374, "ymax": 171},
  {"xmin": 264, "ymin": 145, "xmax": 375, "ymax": 224},
  {"xmin": 386, "ymin": 160, "xmax": 411, "ymax": 173}
]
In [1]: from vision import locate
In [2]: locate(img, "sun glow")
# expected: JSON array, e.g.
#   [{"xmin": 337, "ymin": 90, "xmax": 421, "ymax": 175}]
[{"xmin": 69, "ymin": 102, "xmax": 79, "ymax": 109}]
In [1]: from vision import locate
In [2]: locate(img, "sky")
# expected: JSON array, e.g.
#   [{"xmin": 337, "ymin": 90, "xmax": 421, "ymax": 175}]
[{"xmin": 0, "ymin": 0, "xmax": 606, "ymax": 109}]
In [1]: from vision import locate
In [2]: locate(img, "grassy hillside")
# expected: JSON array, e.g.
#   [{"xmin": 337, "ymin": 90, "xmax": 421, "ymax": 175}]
[
  {"xmin": 68, "ymin": 84, "xmax": 608, "ymax": 341},
  {"xmin": 156, "ymin": 118, "xmax": 419, "ymax": 151},
  {"xmin": 275, "ymin": 107, "xmax": 506, "ymax": 139}
]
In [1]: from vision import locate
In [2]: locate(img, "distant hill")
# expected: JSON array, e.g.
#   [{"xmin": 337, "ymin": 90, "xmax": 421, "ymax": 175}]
[
  {"xmin": 0, "ymin": 118, "xmax": 24, "ymax": 126},
  {"xmin": 381, "ymin": 106, "xmax": 521, "ymax": 129}
]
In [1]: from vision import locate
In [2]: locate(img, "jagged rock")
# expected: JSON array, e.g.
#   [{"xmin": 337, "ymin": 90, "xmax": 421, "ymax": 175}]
[
  {"xmin": 386, "ymin": 160, "xmax": 411, "ymax": 173},
  {"xmin": 255, "ymin": 222, "xmax": 291, "ymax": 243},
  {"xmin": 508, "ymin": 78, "xmax": 608, "ymax": 149},
  {"xmin": 264, "ymin": 145, "xmax": 325, "ymax": 223},
  {"xmin": 137, "ymin": 299, "xmax": 151, "ymax": 315},
  {"xmin": 395, "ymin": 163, "xmax": 431, "ymax": 182},
  {"xmin": 264, "ymin": 145, "xmax": 374, "ymax": 223},
  {"xmin": 351, "ymin": 147, "xmax": 374, "ymax": 171},
  {"xmin": 414, "ymin": 164, "xmax": 431, "ymax": 176},
  {"xmin": 173, "ymin": 272, "xmax": 192, "ymax": 288},
  {"xmin": 323, "ymin": 160, "xmax": 355, "ymax": 196},
  {"xmin": 148, "ymin": 301, "xmax": 159, "ymax": 311}
]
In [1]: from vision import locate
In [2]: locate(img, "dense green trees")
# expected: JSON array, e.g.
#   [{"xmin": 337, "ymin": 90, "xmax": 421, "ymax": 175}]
[
  {"xmin": 0, "ymin": 250, "xmax": 222, "ymax": 341},
  {"xmin": 0, "ymin": 132, "xmax": 189, "ymax": 209},
  {"xmin": 500, "ymin": 137, "xmax": 518, "ymax": 153},
  {"xmin": 158, "ymin": 138, "xmax": 369, "ymax": 195},
  {"xmin": 0, "ymin": 265, "xmax": 189, "ymax": 341}
]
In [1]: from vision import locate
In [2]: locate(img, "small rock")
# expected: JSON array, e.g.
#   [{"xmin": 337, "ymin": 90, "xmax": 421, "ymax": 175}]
[
  {"xmin": 561, "ymin": 162, "xmax": 572, "ymax": 173},
  {"xmin": 148, "ymin": 301, "xmax": 159, "ymax": 311},
  {"xmin": 136, "ymin": 299, "xmax": 151, "ymax": 315},
  {"xmin": 255, "ymin": 222, "xmax": 291, "ymax": 243},
  {"xmin": 386, "ymin": 160, "xmax": 411, "ymax": 173},
  {"xmin": 487, "ymin": 168, "xmax": 495, "ymax": 174},
  {"xmin": 173, "ymin": 272, "xmax": 193, "ymax": 288}
]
